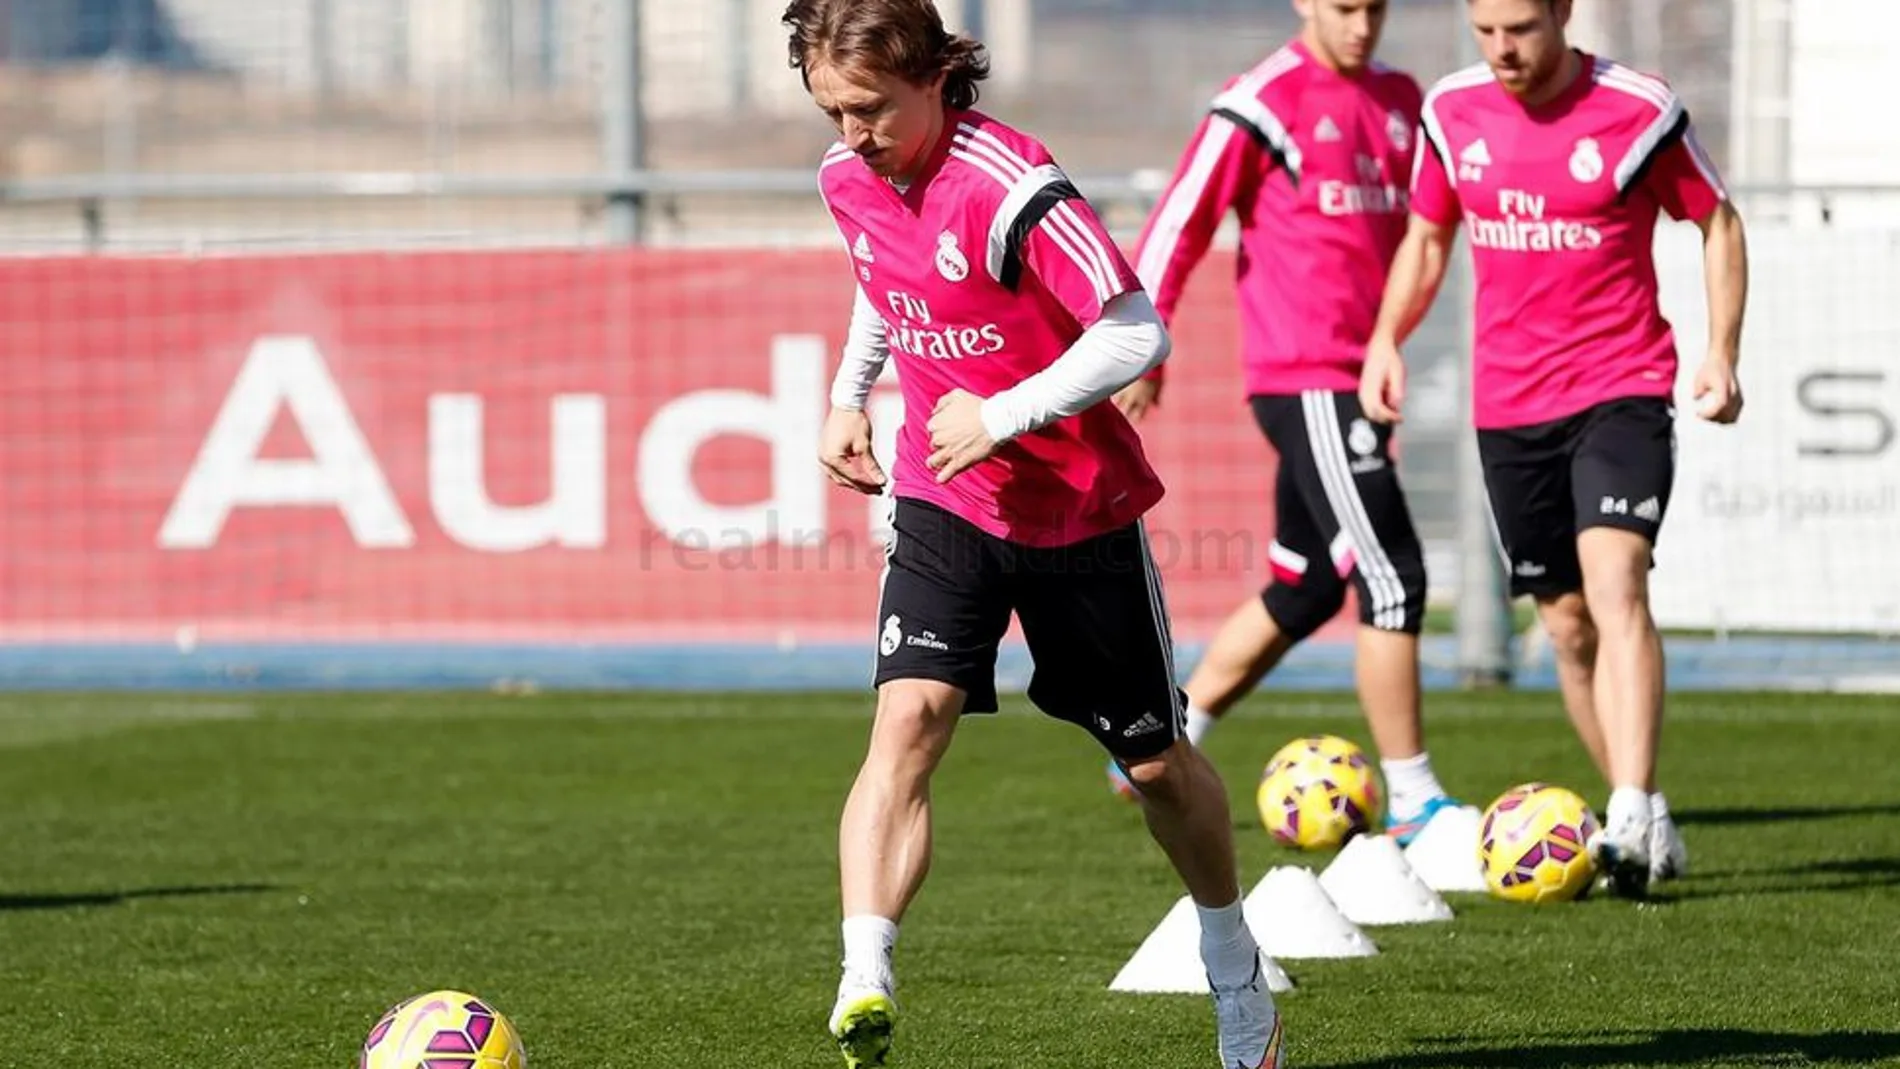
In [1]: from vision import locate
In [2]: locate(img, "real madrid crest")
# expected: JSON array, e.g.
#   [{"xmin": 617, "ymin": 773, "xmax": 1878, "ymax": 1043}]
[
  {"xmin": 1569, "ymin": 137, "xmax": 1604, "ymax": 183},
  {"xmin": 935, "ymin": 230, "xmax": 969, "ymax": 282},
  {"xmin": 1386, "ymin": 109, "xmax": 1412, "ymax": 153},
  {"xmin": 1347, "ymin": 417, "xmax": 1379, "ymax": 458}
]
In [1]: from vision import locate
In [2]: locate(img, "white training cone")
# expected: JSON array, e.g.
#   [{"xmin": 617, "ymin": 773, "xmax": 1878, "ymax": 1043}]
[
  {"xmin": 1319, "ymin": 833, "xmax": 1454, "ymax": 925},
  {"xmin": 1402, "ymin": 804, "xmax": 1489, "ymax": 893},
  {"xmin": 1242, "ymin": 866, "xmax": 1378, "ymax": 959},
  {"xmin": 1109, "ymin": 894, "xmax": 1294, "ymax": 994}
]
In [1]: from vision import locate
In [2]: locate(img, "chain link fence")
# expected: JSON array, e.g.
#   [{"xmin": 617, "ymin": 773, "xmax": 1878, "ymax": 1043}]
[{"xmin": 0, "ymin": 0, "xmax": 1746, "ymax": 247}]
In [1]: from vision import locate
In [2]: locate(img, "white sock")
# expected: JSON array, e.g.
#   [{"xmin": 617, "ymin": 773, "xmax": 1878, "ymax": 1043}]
[
  {"xmin": 1650, "ymin": 791, "xmax": 1672, "ymax": 823},
  {"xmin": 1185, "ymin": 704, "xmax": 1217, "ymax": 747},
  {"xmin": 1380, "ymin": 752, "xmax": 1447, "ymax": 815},
  {"xmin": 1606, "ymin": 786, "xmax": 1653, "ymax": 834},
  {"xmin": 1195, "ymin": 898, "xmax": 1258, "ymax": 988},
  {"xmin": 840, "ymin": 915, "xmax": 897, "ymax": 993}
]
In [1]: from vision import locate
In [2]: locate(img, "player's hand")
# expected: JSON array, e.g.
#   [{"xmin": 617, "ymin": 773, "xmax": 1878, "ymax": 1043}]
[
  {"xmin": 1360, "ymin": 341, "xmax": 1407, "ymax": 424},
  {"xmin": 1114, "ymin": 376, "xmax": 1163, "ymax": 425},
  {"xmin": 1692, "ymin": 354, "xmax": 1743, "ymax": 424},
  {"xmin": 818, "ymin": 407, "xmax": 887, "ymax": 495},
  {"xmin": 926, "ymin": 389, "xmax": 999, "ymax": 484}
]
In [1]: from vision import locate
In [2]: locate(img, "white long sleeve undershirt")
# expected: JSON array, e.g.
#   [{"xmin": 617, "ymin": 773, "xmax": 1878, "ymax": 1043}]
[
  {"xmin": 829, "ymin": 285, "xmax": 892, "ymax": 412},
  {"xmin": 827, "ymin": 289, "xmax": 1171, "ymax": 442},
  {"xmin": 978, "ymin": 291, "xmax": 1170, "ymax": 441}
]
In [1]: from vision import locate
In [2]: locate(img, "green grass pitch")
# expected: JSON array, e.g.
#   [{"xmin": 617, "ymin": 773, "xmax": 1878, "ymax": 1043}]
[{"xmin": 2, "ymin": 691, "xmax": 1898, "ymax": 1067}]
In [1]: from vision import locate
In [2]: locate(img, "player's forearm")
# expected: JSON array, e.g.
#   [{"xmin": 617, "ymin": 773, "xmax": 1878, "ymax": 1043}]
[
  {"xmin": 1134, "ymin": 242, "xmax": 1199, "ymax": 386},
  {"xmin": 1701, "ymin": 201, "xmax": 1748, "ymax": 368},
  {"xmin": 829, "ymin": 285, "xmax": 891, "ymax": 411},
  {"xmin": 980, "ymin": 292, "xmax": 1171, "ymax": 441},
  {"xmin": 1370, "ymin": 218, "xmax": 1453, "ymax": 348}
]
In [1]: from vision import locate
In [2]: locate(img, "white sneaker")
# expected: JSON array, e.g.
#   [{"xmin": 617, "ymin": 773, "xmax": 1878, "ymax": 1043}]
[
  {"xmin": 1210, "ymin": 956, "xmax": 1285, "ymax": 1069},
  {"xmin": 1649, "ymin": 813, "xmax": 1688, "ymax": 882},
  {"xmin": 1588, "ymin": 816, "xmax": 1653, "ymax": 899}
]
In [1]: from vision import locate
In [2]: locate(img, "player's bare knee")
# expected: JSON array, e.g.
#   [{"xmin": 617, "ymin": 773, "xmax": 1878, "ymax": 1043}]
[
  {"xmin": 868, "ymin": 683, "xmax": 962, "ymax": 773},
  {"xmin": 1580, "ymin": 558, "xmax": 1652, "ymax": 630},
  {"xmin": 1537, "ymin": 595, "xmax": 1598, "ymax": 665},
  {"xmin": 1582, "ymin": 578, "xmax": 1652, "ymax": 637},
  {"xmin": 1119, "ymin": 742, "xmax": 1194, "ymax": 803}
]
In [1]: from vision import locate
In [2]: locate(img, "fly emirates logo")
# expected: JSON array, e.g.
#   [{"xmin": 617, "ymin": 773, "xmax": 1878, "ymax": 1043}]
[
  {"xmin": 1468, "ymin": 189, "xmax": 1604, "ymax": 252},
  {"xmin": 883, "ymin": 290, "xmax": 1006, "ymax": 361},
  {"xmin": 1318, "ymin": 154, "xmax": 1406, "ymax": 217}
]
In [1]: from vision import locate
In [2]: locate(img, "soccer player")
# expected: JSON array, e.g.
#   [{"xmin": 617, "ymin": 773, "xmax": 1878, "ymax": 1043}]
[
  {"xmin": 782, "ymin": 2, "xmax": 1283, "ymax": 1067},
  {"xmin": 1361, "ymin": 0, "xmax": 1748, "ymax": 897},
  {"xmin": 1112, "ymin": 0, "xmax": 1457, "ymax": 843}
]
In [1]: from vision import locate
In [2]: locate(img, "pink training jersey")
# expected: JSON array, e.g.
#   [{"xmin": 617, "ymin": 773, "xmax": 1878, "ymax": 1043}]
[
  {"xmin": 1412, "ymin": 54, "xmax": 1728, "ymax": 429},
  {"xmin": 1137, "ymin": 39, "xmax": 1422, "ymax": 395},
  {"xmin": 818, "ymin": 110, "xmax": 1162, "ymax": 548}
]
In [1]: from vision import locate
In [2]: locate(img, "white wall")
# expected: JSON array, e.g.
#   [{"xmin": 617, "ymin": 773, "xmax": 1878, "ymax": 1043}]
[
  {"xmin": 1788, "ymin": 0, "xmax": 1900, "ymax": 188},
  {"xmin": 1650, "ymin": 222, "xmax": 1900, "ymax": 633}
]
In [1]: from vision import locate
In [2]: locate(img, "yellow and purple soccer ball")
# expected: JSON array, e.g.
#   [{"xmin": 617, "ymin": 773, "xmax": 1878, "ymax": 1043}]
[
  {"xmin": 360, "ymin": 990, "xmax": 527, "ymax": 1069},
  {"xmin": 1255, "ymin": 734, "xmax": 1383, "ymax": 849},
  {"xmin": 1478, "ymin": 783, "xmax": 1600, "ymax": 903}
]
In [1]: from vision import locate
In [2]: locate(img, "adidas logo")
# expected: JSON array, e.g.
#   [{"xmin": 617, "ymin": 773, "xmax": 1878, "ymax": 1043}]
[
  {"xmin": 1459, "ymin": 139, "xmax": 1492, "ymax": 166},
  {"xmin": 1122, "ymin": 712, "xmax": 1166, "ymax": 738},
  {"xmin": 853, "ymin": 233, "xmax": 875, "ymax": 264},
  {"xmin": 1634, "ymin": 497, "xmax": 1661, "ymax": 522},
  {"xmin": 1315, "ymin": 115, "xmax": 1342, "ymax": 143}
]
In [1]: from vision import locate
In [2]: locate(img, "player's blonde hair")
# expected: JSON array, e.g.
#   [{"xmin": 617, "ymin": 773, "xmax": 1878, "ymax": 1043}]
[{"xmin": 782, "ymin": 0, "xmax": 991, "ymax": 109}]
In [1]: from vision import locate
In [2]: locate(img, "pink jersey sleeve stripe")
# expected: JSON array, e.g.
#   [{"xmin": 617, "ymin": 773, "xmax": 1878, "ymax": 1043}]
[
  {"xmin": 950, "ymin": 125, "xmax": 1122, "ymax": 306},
  {"xmin": 1595, "ymin": 63, "xmax": 1692, "ymax": 195},
  {"xmin": 983, "ymin": 160, "xmax": 1082, "ymax": 290},
  {"xmin": 1592, "ymin": 58, "xmax": 1673, "ymax": 109},
  {"xmin": 1047, "ymin": 203, "xmax": 1121, "ymax": 302},
  {"xmin": 1134, "ymin": 48, "xmax": 1300, "ymax": 297},
  {"xmin": 1408, "ymin": 133, "xmax": 1434, "ymax": 192},
  {"xmin": 1681, "ymin": 127, "xmax": 1729, "ymax": 198},
  {"xmin": 1134, "ymin": 50, "xmax": 1299, "ymax": 292},
  {"xmin": 1210, "ymin": 80, "xmax": 1301, "ymax": 179},
  {"xmin": 1135, "ymin": 115, "xmax": 1244, "ymax": 294},
  {"xmin": 958, "ymin": 124, "xmax": 1126, "ymax": 299}
]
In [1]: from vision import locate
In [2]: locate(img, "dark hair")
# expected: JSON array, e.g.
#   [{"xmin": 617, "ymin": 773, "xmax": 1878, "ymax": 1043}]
[{"xmin": 782, "ymin": 0, "xmax": 991, "ymax": 109}]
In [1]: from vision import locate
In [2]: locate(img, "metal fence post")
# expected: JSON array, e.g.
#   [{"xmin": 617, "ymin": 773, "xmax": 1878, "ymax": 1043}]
[
  {"xmin": 1452, "ymin": 241, "xmax": 1514, "ymax": 688},
  {"xmin": 311, "ymin": 0, "xmax": 334, "ymax": 102},
  {"xmin": 1449, "ymin": 7, "xmax": 1515, "ymax": 688},
  {"xmin": 601, "ymin": 0, "xmax": 646, "ymax": 243}
]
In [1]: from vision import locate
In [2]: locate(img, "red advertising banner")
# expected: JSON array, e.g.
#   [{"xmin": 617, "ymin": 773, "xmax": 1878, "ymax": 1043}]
[{"xmin": 0, "ymin": 248, "xmax": 1296, "ymax": 644}]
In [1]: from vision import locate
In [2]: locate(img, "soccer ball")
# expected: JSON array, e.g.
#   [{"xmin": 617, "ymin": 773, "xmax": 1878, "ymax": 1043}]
[
  {"xmin": 1255, "ymin": 734, "xmax": 1382, "ymax": 849},
  {"xmin": 1478, "ymin": 783, "xmax": 1599, "ymax": 903},
  {"xmin": 360, "ymin": 990, "xmax": 527, "ymax": 1069}
]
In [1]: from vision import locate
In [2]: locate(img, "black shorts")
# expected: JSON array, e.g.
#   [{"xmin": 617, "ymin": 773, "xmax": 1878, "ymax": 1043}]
[
  {"xmin": 1249, "ymin": 391, "xmax": 1428, "ymax": 640},
  {"xmin": 1476, "ymin": 396, "xmax": 1676, "ymax": 599},
  {"xmin": 872, "ymin": 498, "xmax": 1184, "ymax": 761}
]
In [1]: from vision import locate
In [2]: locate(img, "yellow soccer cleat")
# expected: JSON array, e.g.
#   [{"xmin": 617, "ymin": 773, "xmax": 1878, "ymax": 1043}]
[{"xmin": 829, "ymin": 991, "xmax": 897, "ymax": 1068}]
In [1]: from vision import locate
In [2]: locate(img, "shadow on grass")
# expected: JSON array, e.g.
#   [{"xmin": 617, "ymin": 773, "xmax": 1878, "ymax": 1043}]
[
  {"xmin": 1673, "ymin": 802, "xmax": 1900, "ymax": 827},
  {"xmin": 1656, "ymin": 857, "xmax": 1900, "ymax": 903},
  {"xmin": 0, "ymin": 883, "xmax": 278, "ymax": 911},
  {"xmin": 1307, "ymin": 1028, "xmax": 1900, "ymax": 1068}
]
